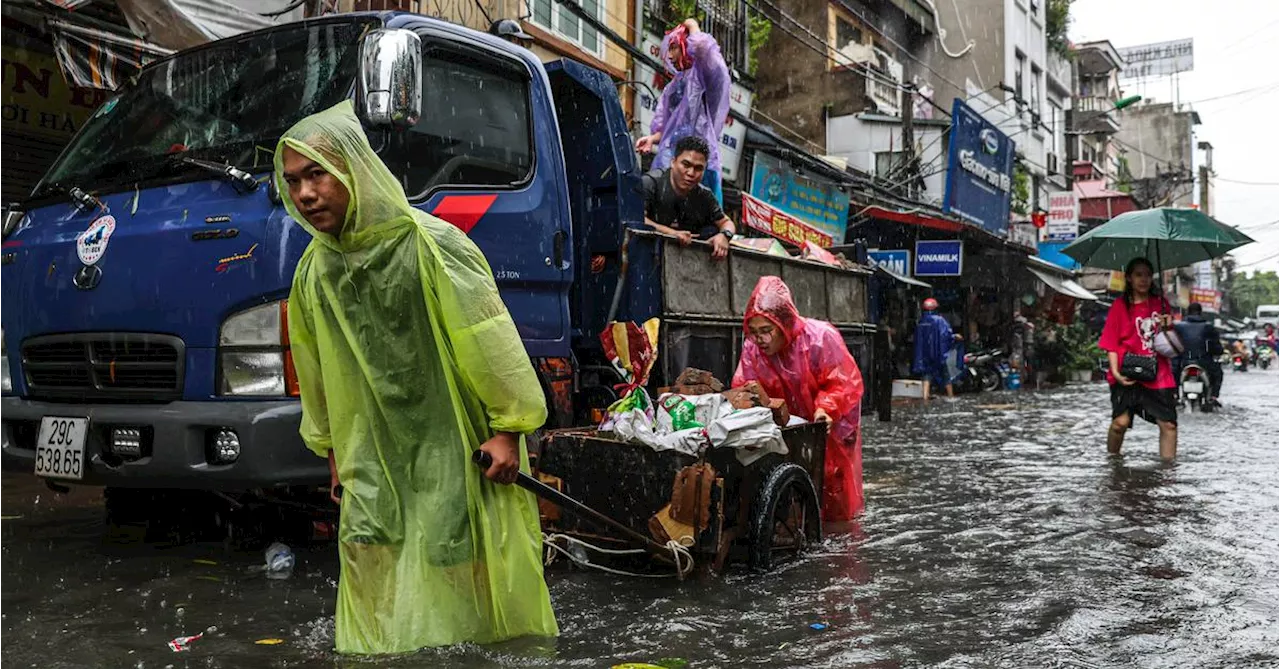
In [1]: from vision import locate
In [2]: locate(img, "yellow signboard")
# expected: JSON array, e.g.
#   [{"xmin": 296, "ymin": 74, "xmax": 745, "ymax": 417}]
[
  {"xmin": 1108, "ymin": 271, "xmax": 1126, "ymax": 292},
  {"xmin": 2, "ymin": 38, "xmax": 106, "ymax": 141}
]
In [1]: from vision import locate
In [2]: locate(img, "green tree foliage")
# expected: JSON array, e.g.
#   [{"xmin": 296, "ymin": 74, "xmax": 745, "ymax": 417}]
[
  {"xmin": 1046, "ymin": 0, "xmax": 1072, "ymax": 58},
  {"xmin": 1228, "ymin": 270, "xmax": 1279, "ymax": 320},
  {"xmin": 1012, "ymin": 163, "xmax": 1031, "ymax": 216},
  {"xmin": 747, "ymin": 10, "xmax": 772, "ymax": 75}
]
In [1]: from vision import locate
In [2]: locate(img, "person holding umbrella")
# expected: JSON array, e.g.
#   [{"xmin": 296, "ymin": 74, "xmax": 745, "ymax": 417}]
[
  {"xmin": 1098, "ymin": 258, "xmax": 1178, "ymax": 460},
  {"xmin": 1062, "ymin": 206, "xmax": 1254, "ymax": 461}
]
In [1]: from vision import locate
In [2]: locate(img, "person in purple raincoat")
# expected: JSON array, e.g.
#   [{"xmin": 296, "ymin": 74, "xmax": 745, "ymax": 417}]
[{"xmin": 634, "ymin": 18, "xmax": 732, "ymax": 205}]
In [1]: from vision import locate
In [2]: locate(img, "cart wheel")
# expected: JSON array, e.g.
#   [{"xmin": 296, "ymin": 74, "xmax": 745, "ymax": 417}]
[{"xmin": 747, "ymin": 462, "xmax": 821, "ymax": 571}]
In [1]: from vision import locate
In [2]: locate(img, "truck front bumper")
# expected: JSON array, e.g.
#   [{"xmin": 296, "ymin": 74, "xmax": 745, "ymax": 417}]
[{"xmin": 1, "ymin": 398, "xmax": 327, "ymax": 490}]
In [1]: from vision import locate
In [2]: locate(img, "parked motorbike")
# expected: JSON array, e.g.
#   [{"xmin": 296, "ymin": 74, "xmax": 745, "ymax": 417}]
[
  {"xmin": 960, "ymin": 348, "xmax": 1005, "ymax": 393},
  {"xmin": 1257, "ymin": 346, "xmax": 1274, "ymax": 370},
  {"xmin": 1179, "ymin": 362, "xmax": 1212, "ymax": 413}
]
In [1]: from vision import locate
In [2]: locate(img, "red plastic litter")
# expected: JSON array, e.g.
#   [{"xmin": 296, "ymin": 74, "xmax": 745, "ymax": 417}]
[{"xmin": 167, "ymin": 632, "xmax": 204, "ymax": 652}]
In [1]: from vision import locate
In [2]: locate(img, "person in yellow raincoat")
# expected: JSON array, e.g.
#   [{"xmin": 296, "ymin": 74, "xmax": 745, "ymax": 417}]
[{"xmin": 275, "ymin": 101, "xmax": 557, "ymax": 654}]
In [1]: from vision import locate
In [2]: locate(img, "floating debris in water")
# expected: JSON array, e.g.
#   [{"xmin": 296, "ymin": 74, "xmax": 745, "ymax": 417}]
[{"xmin": 166, "ymin": 632, "xmax": 203, "ymax": 652}]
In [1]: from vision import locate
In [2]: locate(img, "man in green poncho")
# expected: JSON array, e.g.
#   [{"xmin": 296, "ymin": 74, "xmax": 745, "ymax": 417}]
[{"xmin": 275, "ymin": 101, "xmax": 557, "ymax": 654}]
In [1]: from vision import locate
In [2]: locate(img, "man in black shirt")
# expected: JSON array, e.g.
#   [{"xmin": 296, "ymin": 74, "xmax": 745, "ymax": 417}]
[{"xmin": 642, "ymin": 136, "xmax": 735, "ymax": 259}]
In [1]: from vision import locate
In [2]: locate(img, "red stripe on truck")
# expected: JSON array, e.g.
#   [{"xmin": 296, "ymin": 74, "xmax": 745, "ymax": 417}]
[{"xmin": 430, "ymin": 195, "xmax": 498, "ymax": 234}]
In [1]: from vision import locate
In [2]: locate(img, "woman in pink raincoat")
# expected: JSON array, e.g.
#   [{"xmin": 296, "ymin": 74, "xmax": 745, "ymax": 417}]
[{"xmin": 732, "ymin": 276, "xmax": 867, "ymax": 522}]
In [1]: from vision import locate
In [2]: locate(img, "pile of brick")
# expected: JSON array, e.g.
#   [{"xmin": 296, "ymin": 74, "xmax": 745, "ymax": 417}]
[{"xmin": 722, "ymin": 380, "xmax": 790, "ymax": 427}]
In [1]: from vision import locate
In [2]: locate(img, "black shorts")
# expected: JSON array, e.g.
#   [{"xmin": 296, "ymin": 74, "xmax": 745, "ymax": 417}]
[{"xmin": 1111, "ymin": 383, "xmax": 1178, "ymax": 425}]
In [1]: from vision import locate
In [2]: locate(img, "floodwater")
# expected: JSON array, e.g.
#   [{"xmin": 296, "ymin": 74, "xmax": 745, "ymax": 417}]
[{"xmin": 3, "ymin": 370, "xmax": 1277, "ymax": 668}]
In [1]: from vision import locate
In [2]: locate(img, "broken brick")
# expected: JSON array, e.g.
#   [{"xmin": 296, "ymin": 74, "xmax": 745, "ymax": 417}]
[
  {"xmin": 674, "ymin": 368, "xmax": 724, "ymax": 393},
  {"xmin": 768, "ymin": 398, "xmax": 790, "ymax": 427}
]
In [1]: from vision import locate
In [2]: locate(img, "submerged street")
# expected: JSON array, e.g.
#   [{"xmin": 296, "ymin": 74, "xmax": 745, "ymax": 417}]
[{"xmin": 3, "ymin": 371, "xmax": 1276, "ymax": 668}]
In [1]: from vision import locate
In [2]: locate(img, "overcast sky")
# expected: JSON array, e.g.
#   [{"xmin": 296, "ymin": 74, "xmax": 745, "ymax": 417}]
[{"xmin": 1070, "ymin": 0, "xmax": 1280, "ymax": 275}]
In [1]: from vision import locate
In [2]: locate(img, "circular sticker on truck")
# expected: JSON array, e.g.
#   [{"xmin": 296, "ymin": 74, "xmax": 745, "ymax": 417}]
[{"xmin": 77, "ymin": 215, "xmax": 116, "ymax": 265}]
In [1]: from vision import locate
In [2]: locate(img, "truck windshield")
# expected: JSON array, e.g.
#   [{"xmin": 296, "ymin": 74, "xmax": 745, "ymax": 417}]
[{"xmin": 37, "ymin": 18, "xmax": 373, "ymax": 198}]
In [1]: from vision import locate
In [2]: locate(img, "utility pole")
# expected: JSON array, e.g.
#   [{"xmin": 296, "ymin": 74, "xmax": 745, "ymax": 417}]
[
  {"xmin": 900, "ymin": 84, "xmax": 916, "ymax": 198},
  {"xmin": 1198, "ymin": 140, "xmax": 1214, "ymax": 217}
]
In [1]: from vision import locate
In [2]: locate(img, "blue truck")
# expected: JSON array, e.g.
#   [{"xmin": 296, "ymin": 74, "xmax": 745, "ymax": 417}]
[{"xmin": 1, "ymin": 12, "xmax": 874, "ymax": 517}]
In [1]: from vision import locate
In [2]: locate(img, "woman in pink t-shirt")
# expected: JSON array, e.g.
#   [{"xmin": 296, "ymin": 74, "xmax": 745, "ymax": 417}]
[{"xmin": 1098, "ymin": 257, "xmax": 1178, "ymax": 461}]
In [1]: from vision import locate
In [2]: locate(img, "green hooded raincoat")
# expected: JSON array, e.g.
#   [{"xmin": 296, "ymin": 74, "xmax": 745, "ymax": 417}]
[{"xmin": 276, "ymin": 101, "xmax": 557, "ymax": 654}]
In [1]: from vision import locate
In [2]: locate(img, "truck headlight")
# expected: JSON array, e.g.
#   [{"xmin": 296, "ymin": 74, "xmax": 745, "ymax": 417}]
[
  {"xmin": 2, "ymin": 330, "xmax": 11, "ymax": 395},
  {"xmin": 218, "ymin": 301, "xmax": 298, "ymax": 397}
]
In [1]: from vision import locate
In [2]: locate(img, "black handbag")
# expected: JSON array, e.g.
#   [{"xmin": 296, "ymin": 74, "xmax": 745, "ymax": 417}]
[{"xmin": 1121, "ymin": 352, "xmax": 1158, "ymax": 383}]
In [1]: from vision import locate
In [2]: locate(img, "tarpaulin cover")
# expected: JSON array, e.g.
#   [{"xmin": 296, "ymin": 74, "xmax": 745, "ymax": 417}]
[
  {"xmin": 912, "ymin": 311, "xmax": 954, "ymax": 384},
  {"xmin": 116, "ymin": 0, "xmax": 306, "ymax": 51},
  {"xmin": 651, "ymin": 28, "xmax": 731, "ymax": 173},
  {"xmin": 279, "ymin": 101, "xmax": 556, "ymax": 654},
  {"xmin": 733, "ymin": 276, "xmax": 866, "ymax": 521},
  {"xmin": 49, "ymin": 19, "xmax": 170, "ymax": 90}
]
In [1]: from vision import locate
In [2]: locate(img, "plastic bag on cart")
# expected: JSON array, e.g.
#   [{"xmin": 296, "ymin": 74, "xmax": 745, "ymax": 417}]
[
  {"xmin": 707, "ymin": 407, "xmax": 787, "ymax": 466},
  {"xmin": 605, "ymin": 388, "xmax": 709, "ymax": 456},
  {"xmin": 655, "ymin": 392, "xmax": 731, "ymax": 434}
]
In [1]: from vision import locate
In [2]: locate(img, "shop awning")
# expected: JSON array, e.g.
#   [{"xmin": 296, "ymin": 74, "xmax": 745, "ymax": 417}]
[
  {"xmin": 875, "ymin": 264, "xmax": 932, "ymax": 288},
  {"xmin": 1025, "ymin": 257, "xmax": 1098, "ymax": 301}
]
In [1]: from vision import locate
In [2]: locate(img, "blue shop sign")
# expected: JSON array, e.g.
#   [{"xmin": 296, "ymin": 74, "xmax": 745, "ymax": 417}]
[
  {"xmin": 915, "ymin": 240, "xmax": 963, "ymax": 276},
  {"xmin": 749, "ymin": 152, "xmax": 850, "ymax": 244},
  {"xmin": 942, "ymin": 99, "xmax": 1016, "ymax": 234},
  {"xmin": 868, "ymin": 249, "xmax": 910, "ymax": 276}
]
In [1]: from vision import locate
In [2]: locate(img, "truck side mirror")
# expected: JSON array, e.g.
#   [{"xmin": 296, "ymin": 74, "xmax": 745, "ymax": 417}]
[{"xmin": 357, "ymin": 29, "xmax": 422, "ymax": 129}]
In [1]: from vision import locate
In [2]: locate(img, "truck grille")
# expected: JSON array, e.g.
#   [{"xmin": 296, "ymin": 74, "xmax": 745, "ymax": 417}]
[{"xmin": 21, "ymin": 334, "xmax": 185, "ymax": 402}]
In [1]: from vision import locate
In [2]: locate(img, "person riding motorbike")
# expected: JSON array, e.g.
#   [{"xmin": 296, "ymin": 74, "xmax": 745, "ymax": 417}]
[
  {"xmin": 1255, "ymin": 323, "xmax": 1277, "ymax": 362},
  {"xmin": 1232, "ymin": 339, "xmax": 1250, "ymax": 371},
  {"xmin": 1173, "ymin": 303, "xmax": 1223, "ymax": 406}
]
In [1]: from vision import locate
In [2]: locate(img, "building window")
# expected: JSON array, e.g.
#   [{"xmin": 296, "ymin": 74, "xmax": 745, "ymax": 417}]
[
  {"xmin": 875, "ymin": 150, "xmax": 909, "ymax": 179},
  {"xmin": 382, "ymin": 51, "xmax": 534, "ymax": 198},
  {"xmin": 1015, "ymin": 52, "xmax": 1025, "ymax": 101},
  {"xmin": 1048, "ymin": 99, "xmax": 1062, "ymax": 157},
  {"xmin": 828, "ymin": 5, "xmax": 876, "ymax": 71},
  {"xmin": 529, "ymin": 0, "xmax": 604, "ymax": 58},
  {"xmin": 1030, "ymin": 65, "xmax": 1041, "ymax": 118}
]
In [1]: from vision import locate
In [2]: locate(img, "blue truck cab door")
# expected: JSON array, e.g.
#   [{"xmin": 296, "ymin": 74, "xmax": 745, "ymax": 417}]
[
  {"xmin": 375, "ymin": 19, "xmax": 572, "ymax": 360},
  {"xmin": 542, "ymin": 59, "xmax": 644, "ymax": 344}
]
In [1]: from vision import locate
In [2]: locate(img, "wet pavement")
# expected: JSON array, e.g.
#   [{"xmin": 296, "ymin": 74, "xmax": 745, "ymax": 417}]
[{"xmin": 3, "ymin": 370, "xmax": 1277, "ymax": 668}]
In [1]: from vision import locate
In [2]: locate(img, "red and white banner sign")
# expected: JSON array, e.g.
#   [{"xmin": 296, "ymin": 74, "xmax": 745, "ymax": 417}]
[
  {"xmin": 1189, "ymin": 288, "xmax": 1222, "ymax": 312},
  {"xmin": 741, "ymin": 192, "xmax": 834, "ymax": 248},
  {"xmin": 1044, "ymin": 191, "xmax": 1079, "ymax": 242}
]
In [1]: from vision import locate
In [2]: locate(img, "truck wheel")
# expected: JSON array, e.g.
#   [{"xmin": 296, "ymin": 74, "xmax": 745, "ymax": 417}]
[{"xmin": 747, "ymin": 462, "xmax": 821, "ymax": 571}]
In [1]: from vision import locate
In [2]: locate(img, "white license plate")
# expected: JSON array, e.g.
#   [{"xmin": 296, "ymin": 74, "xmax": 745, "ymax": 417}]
[
  {"xmin": 1183, "ymin": 380, "xmax": 1204, "ymax": 394},
  {"xmin": 35, "ymin": 417, "xmax": 88, "ymax": 480}
]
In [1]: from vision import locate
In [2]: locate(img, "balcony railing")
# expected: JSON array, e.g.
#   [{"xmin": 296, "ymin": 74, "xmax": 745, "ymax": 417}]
[
  {"xmin": 1075, "ymin": 96, "xmax": 1116, "ymax": 114},
  {"xmin": 646, "ymin": 0, "xmax": 751, "ymax": 73}
]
